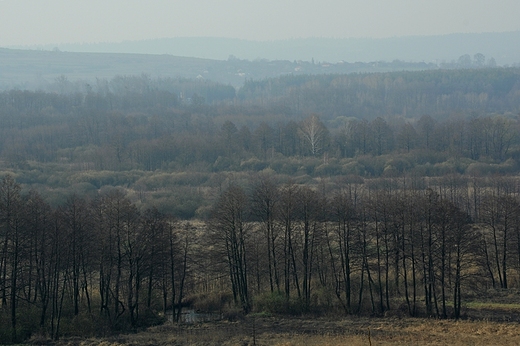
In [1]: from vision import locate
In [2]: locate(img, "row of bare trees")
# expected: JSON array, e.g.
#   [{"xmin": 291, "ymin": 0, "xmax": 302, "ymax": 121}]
[
  {"xmin": 2, "ymin": 85, "xmax": 519, "ymax": 174},
  {"xmin": 238, "ymin": 69, "xmax": 520, "ymax": 119},
  {"xmin": 3, "ymin": 173, "xmax": 520, "ymax": 341},
  {"xmin": 0, "ymin": 176, "xmax": 192, "ymax": 342},
  {"xmin": 207, "ymin": 175, "xmax": 520, "ymax": 320}
]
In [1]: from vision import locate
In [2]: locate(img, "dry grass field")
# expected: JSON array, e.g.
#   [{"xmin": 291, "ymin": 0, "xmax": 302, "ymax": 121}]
[
  {"xmin": 31, "ymin": 290, "xmax": 520, "ymax": 345},
  {"xmin": 45, "ymin": 314, "xmax": 520, "ymax": 346}
]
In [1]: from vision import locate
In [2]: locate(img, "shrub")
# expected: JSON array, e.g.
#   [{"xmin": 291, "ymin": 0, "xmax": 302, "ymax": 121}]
[
  {"xmin": 212, "ymin": 156, "xmax": 238, "ymax": 172},
  {"xmin": 253, "ymin": 291, "xmax": 287, "ymax": 314},
  {"xmin": 341, "ymin": 161, "xmax": 365, "ymax": 176},
  {"xmin": 240, "ymin": 158, "xmax": 268, "ymax": 171},
  {"xmin": 59, "ymin": 312, "xmax": 110, "ymax": 338},
  {"xmin": 189, "ymin": 291, "xmax": 234, "ymax": 312},
  {"xmin": 300, "ymin": 157, "xmax": 321, "ymax": 175},
  {"xmin": 314, "ymin": 162, "xmax": 342, "ymax": 176},
  {"xmin": 136, "ymin": 308, "xmax": 166, "ymax": 328},
  {"xmin": 252, "ymin": 292, "xmax": 310, "ymax": 315},
  {"xmin": 146, "ymin": 189, "xmax": 203, "ymax": 219}
]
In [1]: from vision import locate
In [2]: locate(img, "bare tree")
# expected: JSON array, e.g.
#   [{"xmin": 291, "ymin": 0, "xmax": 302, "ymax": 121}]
[
  {"xmin": 251, "ymin": 174, "xmax": 280, "ymax": 293},
  {"xmin": 299, "ymin": 114, "xmax": 328, "ymax": 156},
  {"xmin": 57, "ymin": 194, "xmax": 93, "ymax": 316},
  {"xmin": 278, "ymin": 182, "xmax": 301, "ymax": 300},
  {"xmin": 330, "ymin": 185, "xmax": 358, "ymax": 313},
  {"xmin": 208, "ymin": 185, "xmax": 251, "ymax": 312},
  {"xmin": 0, "ymin": 175, "xmax": 23, "ymax": 342}
]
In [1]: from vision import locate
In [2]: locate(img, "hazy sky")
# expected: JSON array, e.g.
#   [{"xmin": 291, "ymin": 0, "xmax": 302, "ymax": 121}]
[{"xmin": 1, "ymin": 0, "xmax": 519, "ymax": 46}]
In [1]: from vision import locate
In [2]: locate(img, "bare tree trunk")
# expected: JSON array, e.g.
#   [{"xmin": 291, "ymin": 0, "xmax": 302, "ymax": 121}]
[{"xmin": 176, "ymin": 224, "xmax": 191, "ymax": 322}]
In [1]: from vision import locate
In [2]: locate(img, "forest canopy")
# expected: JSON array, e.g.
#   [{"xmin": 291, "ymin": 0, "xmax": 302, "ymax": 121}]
[{"xmin": 0, "ymin": 68, "xmax": 519, "ymax": 210}]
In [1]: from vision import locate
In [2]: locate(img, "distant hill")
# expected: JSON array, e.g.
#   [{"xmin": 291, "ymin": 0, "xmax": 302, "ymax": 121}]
[
  {"xmin": 0, "ymin": 48, "xmax": 437, "ymax": 90},
  {"xmin": 2, "ymin": 31, "xmax": 519, "ymax": 90},
  {"xmin": 0, "ymin": 48, "xmax": 225, "ymax": 89},
  {"xmin": 13, "ymin": 31, "xmax": 520, "ymax": 65}
]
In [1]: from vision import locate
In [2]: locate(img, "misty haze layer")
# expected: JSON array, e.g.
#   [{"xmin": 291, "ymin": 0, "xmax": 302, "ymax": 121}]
[{"xmin": 15, "ymin": 32, "xmax": 520, "ymax": 65}]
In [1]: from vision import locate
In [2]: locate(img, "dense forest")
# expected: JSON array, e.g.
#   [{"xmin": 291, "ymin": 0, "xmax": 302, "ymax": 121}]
[
  {"xmin": 1, "ymin": 69, "xmax": 520, "ymax": 216},
  {"xmin": 1, "ymin": 67, "xmax": 520, "ymax": 342}
]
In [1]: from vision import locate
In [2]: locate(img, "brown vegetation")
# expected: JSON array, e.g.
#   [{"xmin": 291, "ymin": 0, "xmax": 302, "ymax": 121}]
[
  {"xmin": 45, "ymin": 315, "xmax": 520, "ymax": 346},
  {"xmin": 1, "ymin": 69, "xmax": 520, "ymax": 344}
]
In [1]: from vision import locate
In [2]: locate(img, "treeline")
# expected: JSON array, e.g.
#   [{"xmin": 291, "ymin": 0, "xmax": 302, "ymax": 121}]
[
  {"xmin": 3, "ymin": 172, "xmax": 520, "ymax": 342},
  {"xmin": 0, "ymin": 74, "xmax": 236, "ymax": 115},
  {"xmin": 0, "ymin": 69, "xmax": 520, "ymax": 177},
  {"xmin": 208, "ymin": 173, "xmax": 515, "ymax": 320},
  {"xmin": 2, "ymin": 70, "xmax": 520, "ymax": 220},
  {"xmin": 0, "ymin": 175, "xmax": 192, "ymax": 342},
  {"xmin": 1, "ymin": 96, "xmax": 519, "ymax": 178},
  {"xmin": 4, "ymin": 68, "xmax": 520, "ymax": 124},
  {"xmin": 238, "ymin": 68, "xmax": 520, "ymax": 119}
]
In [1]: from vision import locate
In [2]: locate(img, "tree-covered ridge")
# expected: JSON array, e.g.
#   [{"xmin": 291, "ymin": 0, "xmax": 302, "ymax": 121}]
[{"xmin": 238, "ymin": 68, "xmax": 520, "ymax": 119}]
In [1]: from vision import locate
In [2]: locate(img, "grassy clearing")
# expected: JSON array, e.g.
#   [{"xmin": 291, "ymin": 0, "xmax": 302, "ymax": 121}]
[
  {"xmin": 466, "ymin": 302, "xmax": 520, "ymax": 310},
  {"xmin": 48, "ymin": 316, "xmax": 520, "ymax": 346}
]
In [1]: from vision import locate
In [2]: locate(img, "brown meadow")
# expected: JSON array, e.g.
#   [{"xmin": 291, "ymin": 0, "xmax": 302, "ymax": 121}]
[{"xmin": 48, "ymin": 313, "xmax": 520, "ymax": 346}]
